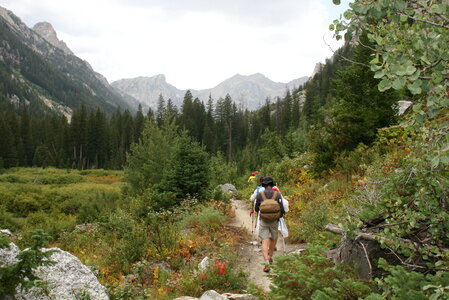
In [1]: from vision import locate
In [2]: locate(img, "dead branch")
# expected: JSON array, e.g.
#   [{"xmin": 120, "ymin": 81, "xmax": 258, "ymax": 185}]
[
  {"xmin": 325, "ymin": 223, "xmax": 345, "ymax": 235},
  {"xmin": 359, "ymin": 241, "xmax": 373, "ymax": 278},
  {"xmin": 400, "ymin": 12, "xmax": 449, "ymax": 30}
]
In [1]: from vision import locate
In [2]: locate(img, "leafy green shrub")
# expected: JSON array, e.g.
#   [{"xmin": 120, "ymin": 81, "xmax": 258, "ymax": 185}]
[
  {"xmin": 101, "ymin": 210, "xmax": 150, "ymax": 270},
  {"xmin": 290, "ymin": 202, "xmax": 331, "ymax": 243},
  {"xmin": 182, "ymin": 206, "xmax": 227, "ymax": 233},
  {"xmin": 364, "ymin": 260, "xmax": 449, "ymax": 300},
  {"xmin": 144, "ymin": 211, "xmax": 180, "ymax": 259},
  {"xmin": 20, "ymin": 212, "xmax": 76, "ymax": 245},
  {"xmin": 209, "ymin": 152, "xmax": 238, "ymax": 187},
  {"xmin": 37, "ymin": 173, "xmax": 85, "ymax": 184},
  {"xmin": 210, "ymin": 188, "xmax": 232, "ymax": 203},
  {"xmin": 270, "ymin": 244, "xmax": 373, "ymax": 299}
]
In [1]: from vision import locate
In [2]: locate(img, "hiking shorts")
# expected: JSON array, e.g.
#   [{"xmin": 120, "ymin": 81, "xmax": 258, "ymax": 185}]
[{"xmin": 259, "ymin": 219, "xmax": 279, "ymax": 240}]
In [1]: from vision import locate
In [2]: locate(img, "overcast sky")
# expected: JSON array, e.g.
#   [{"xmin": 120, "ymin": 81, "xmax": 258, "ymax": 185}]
[{"xmin": 0, "ymin": 0, "xmax": 351, "ymax": 89}]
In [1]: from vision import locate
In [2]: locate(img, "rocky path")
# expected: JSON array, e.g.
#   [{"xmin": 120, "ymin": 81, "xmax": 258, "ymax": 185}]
[{"xmin": 230, "ymin": 199, "xmax": 303, "ymax": 292}]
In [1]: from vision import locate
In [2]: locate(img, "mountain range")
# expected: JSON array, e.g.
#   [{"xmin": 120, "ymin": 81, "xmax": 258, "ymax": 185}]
[
  {"xmin": 112, "ymin": 73, "xmax": 309, "ymax": 110},
  {"xmin": 0, "ymin": 5, "xmax": 309, "ymax": 118}
]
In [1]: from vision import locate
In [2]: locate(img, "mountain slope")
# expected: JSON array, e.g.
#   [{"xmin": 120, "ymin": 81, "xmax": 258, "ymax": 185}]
[
  {"xmin": 112, "ymin": 73, "xmax": 309, "ymax": 110},
  {"xmin": 0, "ymin": 6, "xmax": 139, "ymax": 116}
]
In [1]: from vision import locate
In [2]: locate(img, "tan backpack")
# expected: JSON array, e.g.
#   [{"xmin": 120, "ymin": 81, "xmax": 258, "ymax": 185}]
[{"xmin": 259, "ymin": 191, "xmax": 281, "ymax": 221}]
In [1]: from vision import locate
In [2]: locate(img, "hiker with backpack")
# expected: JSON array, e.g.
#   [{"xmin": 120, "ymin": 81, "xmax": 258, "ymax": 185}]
[{"xmin": 253, "ymin": 176, "xmax": 285, "ymax": 272}]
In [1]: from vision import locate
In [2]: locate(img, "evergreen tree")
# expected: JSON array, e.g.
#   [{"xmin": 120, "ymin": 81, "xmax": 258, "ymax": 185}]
[
  {"xmin": 156, "ymin": 94, "xmax": 166, "ymax": 127},
  {"xmin": 125, "ymin": 118, "xmax": 179, "ymax": 196},
  {"xmin": 159, "ymin": 133, "xmax": 210, "ymax": 205}
]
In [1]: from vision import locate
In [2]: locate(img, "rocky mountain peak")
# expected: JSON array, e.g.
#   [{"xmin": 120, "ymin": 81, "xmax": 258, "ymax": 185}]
[{"xmin": 33, "ymin": 21, "xmax": 73, "ymax": 55}]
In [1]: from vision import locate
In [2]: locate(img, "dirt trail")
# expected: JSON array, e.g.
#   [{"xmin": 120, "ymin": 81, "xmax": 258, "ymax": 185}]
[{"xmin": 230, "ymin": 199, "xmax": 303, "ymax": 292}]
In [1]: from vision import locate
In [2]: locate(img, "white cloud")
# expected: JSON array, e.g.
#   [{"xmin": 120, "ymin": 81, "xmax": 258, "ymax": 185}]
[{"xmin": 0, "ymin": 0, "xmax": 349, "ymax": 89}]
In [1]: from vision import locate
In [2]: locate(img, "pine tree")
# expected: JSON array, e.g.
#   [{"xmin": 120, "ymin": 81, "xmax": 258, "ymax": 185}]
[
  {"xmin": 159, "ymin": 133, "xmax": 210, "ymax": 206},
  {"xmin": 156, "ymin": 94, "xmax": 166, "ymax": 127}
]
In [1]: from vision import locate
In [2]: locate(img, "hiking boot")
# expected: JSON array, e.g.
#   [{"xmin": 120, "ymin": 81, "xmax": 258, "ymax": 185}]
[{"xmin": 263, "ymin": 265, "xmax": 270, "ymax": 273}]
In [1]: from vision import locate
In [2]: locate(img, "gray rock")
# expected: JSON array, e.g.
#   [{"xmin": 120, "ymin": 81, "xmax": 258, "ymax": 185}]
[
  {"xmin": 0, "ymin": 242, "xmax": 109, "ymax": 300},
  {"xmin": 148, "ymin": 260, "xmax": 173, "ymax": 272},
  {"xmin": 0, "ymin": 229, "xmax": 14, "ymax": 236},
  {"xmin": 172, "ymin": 297, "xmax": 199, "ymax": 300},
  {"xmin": 218, "ymin": 184, "xmax": 238, "ymax": 196},
  {"xmin": 223, "ymin": 293, "xmax": 258, "ymax": 300},
  {"xmin": 199, "ymin": 290, "xmax": 227, "ymax": 300},
  {"xmin": 33, "ymin": 22, "xmax": 74, "ymax": 55},
  {"xmin": 198, "ymin": 256, "xmax": 210, "ymax": 271},
  {"xmin": 0, "ymin": 242, "xmax": 20, "ymax": 266}
]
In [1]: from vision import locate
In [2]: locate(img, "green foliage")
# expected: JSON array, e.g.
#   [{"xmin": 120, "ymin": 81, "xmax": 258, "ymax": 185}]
[
  {"xmin": 270, "ymin": 244, "xmax": 373, "ymax": 299},
  {"xmin": 364, "ymin": 260, "xmax": 449, "ymax": 299},
  {"xmin": 100, "ymin": 209, "xmax": 150, "ymax": 270},
  {"xmin": 158, "ymin": 133, "xmax": 211, "ymax": 203},
  {"xmin": 144, "ymin": 211, "xmax": 180, "ymax": 259},
  {"xmin": 179, "ymin": 248, "xmax": 247, "ymax": 297},
  {"xmin": 0, "ymin": 229, "xmax": 55, "ymax": 298},
  {"xmin": 181, "ymin": 206, "xmax": 228, "ymax": 234},
  {"xmin": 209, "ymin": 152, "xmax": 238, "ymax": 187},
  {"xmin": 125, "ymin": 118, "xmax": 179, "ymax": 196},
  {"xmin": 332, "ymin": 0, "xmax": 449, "ymax": 122}
]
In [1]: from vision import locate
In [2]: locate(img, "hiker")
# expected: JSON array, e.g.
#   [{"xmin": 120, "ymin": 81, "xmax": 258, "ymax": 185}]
[
  {"xmin": 250, "ymin": 178, "xmax": 289, "ymax": 245},
  {"xmin": 253, "ymin": 176, "xmax": 285, "ymax": 272},
  {"xmin": 247, "ymin": 172, "xmax": 257, "ymax": 183}
]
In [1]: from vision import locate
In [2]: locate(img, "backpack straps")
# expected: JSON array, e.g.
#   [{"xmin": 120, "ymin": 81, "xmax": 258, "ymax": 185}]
[{"xmin": 261, "ymin": 191, "xmax": 278, "ymax": 201}]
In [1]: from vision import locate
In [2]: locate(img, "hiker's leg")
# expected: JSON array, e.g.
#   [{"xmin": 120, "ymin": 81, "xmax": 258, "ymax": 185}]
[
  {"xmin": 262, "ymin": 238, "xmax": 271, "ymax": 262},
  {"xmin": 268, "ymin": 238, "xmax": 276, "ymax": 257}
]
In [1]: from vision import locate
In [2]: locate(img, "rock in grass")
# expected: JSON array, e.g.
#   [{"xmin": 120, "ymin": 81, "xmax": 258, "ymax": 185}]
[
  {"xmin": 199, "ymin": 290, "xmax": 227, "ymax": 300},
  {"xmin": 0, "ymin": 242, "xmax": 109, "ymax": 300},
  {"xmin": 218, "ymin": 184, "xmax": 238, "ymax": 196}
]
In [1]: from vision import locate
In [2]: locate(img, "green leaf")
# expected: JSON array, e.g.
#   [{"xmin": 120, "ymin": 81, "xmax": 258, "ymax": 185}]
[
  {"xmin": 400, "ymin": 15, "xmax": 408, "ymax": 23},
  {"xmin": 375, "ymin": 36, "xmax": 384, "ymax": 46},
  {"xmin": 371, "ymin": 64, "xmax": 382, "ymax": 71},
  {"xmin": 412, "ymin": 103, "xmax": 422, "ymax": 113},
  {"xmin": 405, "ymin": 65, "xmax": 417, "ymax": 76},
  {"xmin": 374, "ymin": 71, "xmax": 385, "ymax": 79},
  {"xmin": 370, "ymin": 57, "xmax": 379, "ymax": 65},
  {"xmin": 343, "ymin": 10, "xmax": 353, "ymax": 20},
  {"xmin": 407, "ymin": 80, "xmax": 422, "ymax": 95},
  {"xmin": 392, "ymin": 77, "xmax": 406, "ymax": 90},
  {"xmin": 378, "ymin": 79, "xmax": 392, "ymax": 92},
  {"xmin": 394, "ymin": 0, "xmax": 407, "ymax": 11},
  {"xmin": 329, "ymin": 24, "xmax": 335, "ymax": 31},
  {"xmin": 332, "ymin": 0, "xmax": 341, "ymax": 5}
]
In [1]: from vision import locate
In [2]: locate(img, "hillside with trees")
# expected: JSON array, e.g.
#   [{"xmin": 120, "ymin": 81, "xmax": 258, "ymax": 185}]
[{"xmin": 1, "ymin": 0, "xmax": 448, "ymax": 299}]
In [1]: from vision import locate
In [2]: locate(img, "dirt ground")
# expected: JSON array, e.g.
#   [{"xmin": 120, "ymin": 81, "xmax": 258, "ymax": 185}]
[{"xmin": 230, "ymin": 199, "xmax": 304, "ymax": 292}]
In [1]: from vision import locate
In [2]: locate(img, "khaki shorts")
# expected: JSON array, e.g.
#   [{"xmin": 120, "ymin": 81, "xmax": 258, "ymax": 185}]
[{"xmin": 259, "ymin": 219, "xmax": 279, "ymax": 240}]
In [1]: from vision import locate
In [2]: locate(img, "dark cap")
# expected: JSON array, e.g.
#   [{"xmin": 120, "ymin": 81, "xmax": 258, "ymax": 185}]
[{"xmin": 261, "ymin": 176, "xmax": 275, "ymax": 187}]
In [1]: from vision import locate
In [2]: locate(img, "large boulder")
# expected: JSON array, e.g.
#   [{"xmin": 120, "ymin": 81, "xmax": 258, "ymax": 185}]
[
  {"xmin": 218, "ymin": 184, "xmax": 238, "ymax": 197},
  {"xmin": 0, "ymin": 241, "xmax": 108, "ymax": 299}
]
